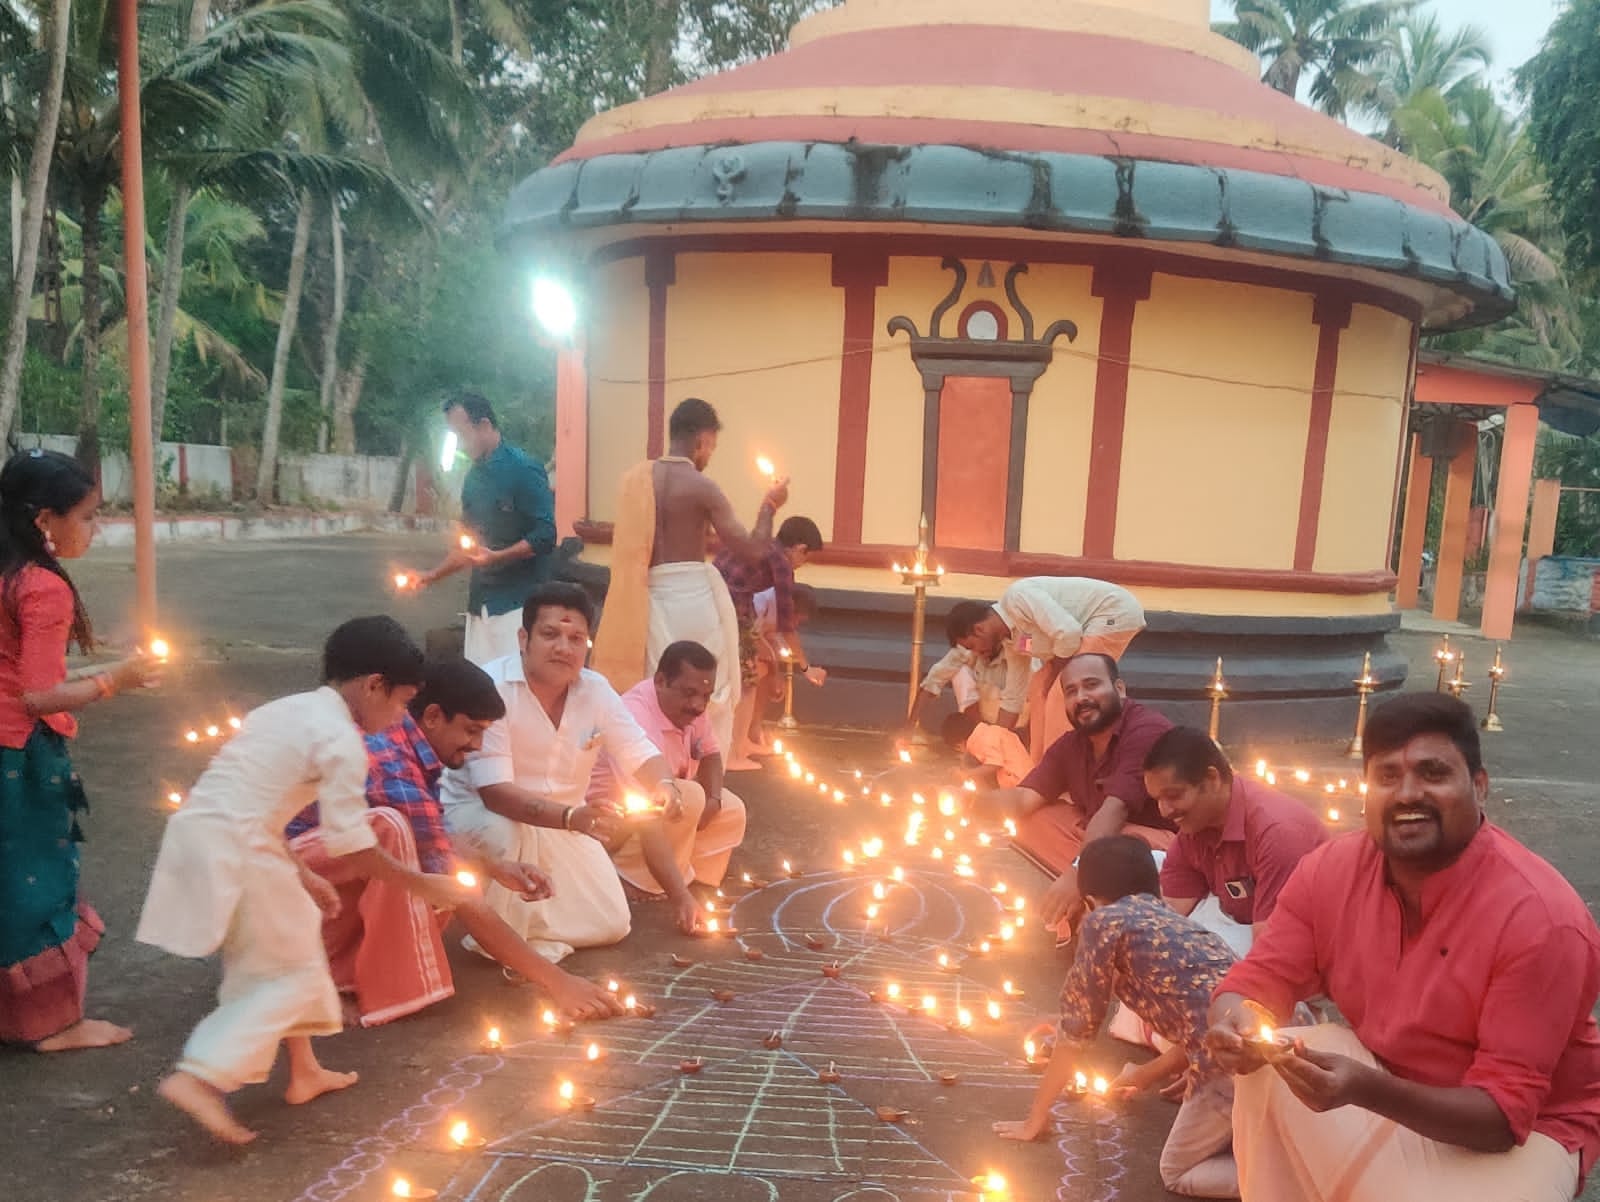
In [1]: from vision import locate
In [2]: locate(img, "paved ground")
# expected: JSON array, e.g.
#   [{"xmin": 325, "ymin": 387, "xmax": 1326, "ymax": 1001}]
[{"xmin": 1, "ymin": 533, "xmax": 1596, "ymax": 1202}]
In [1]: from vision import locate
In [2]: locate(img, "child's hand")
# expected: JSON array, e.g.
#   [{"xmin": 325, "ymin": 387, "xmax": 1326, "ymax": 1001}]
[
  {"xmin": 417, "ymin": 872, "xmax": 478, "ymax": 912},
  {"xmin": 300, "ymin": 871, "xmax": 342, "ymax": 920},
  {"xmin": 993, "ymin": 1117, "xmax": 1047, "ymax": 1141}
]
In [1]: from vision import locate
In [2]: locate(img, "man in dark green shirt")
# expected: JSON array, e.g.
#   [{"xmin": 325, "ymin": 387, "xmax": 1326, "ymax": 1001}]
[{"xmin": 414, "ymin": 394, "xmax": 557, "ymax": 663}]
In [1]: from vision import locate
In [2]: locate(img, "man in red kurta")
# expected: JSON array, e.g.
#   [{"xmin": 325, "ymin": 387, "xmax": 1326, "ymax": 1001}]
[{"xmin": 1207, "ymin": 694, "xmax": 1600, "ymax": 1201}]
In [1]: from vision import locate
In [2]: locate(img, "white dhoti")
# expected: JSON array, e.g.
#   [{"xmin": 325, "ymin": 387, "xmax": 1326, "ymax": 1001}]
[
  {"xmin": 137, "ymin": 813, "xmax": 339, "ymax": 1092},
  {"xmin": 464, "ymin": 606, "xmax": 524, "ymax": 666},
  {"xmin": 1234, "ymin": 1024, "xmax": 1580, "ymax": 1202},
  {"xmin": 443, "ymin": 797, "xmax": 630, "ymax": 964},
  {"xmin": 607, "ymin": 780, "xmax": 748, "ymax": 894},
  {"xmin": 1190, "ymin": 895, "xmax": 1254, "ymax": 958},
  {"xmin": 647, "ymin": 562, "xmax": 741, "ymax": 754}
]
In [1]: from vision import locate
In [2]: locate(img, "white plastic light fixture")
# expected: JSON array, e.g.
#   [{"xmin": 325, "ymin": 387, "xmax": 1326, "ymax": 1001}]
[
  {"xmin": 531, "ymin": 275, "xmax": 578, "ymax": 339},
  {"xmin": 439, "ymin": 429, "xmax": 458, "ymax": 472}
]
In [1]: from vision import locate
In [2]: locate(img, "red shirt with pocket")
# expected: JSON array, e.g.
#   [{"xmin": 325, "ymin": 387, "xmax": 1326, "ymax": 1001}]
[{"xmin": 1216, "ymin": 824, "xmax": 1600, "ymax": 1180}]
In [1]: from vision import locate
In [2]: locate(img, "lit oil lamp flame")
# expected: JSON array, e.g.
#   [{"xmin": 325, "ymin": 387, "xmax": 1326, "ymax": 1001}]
[
  {"xmin": 872, "ymin": 882, "xmax": 886, "ymax": 900},
  {"xmin": 1258, "ymin": 1024, "xmax": 1276, "ymax": 1043},
  {"xmin": 842, "ymin": 849, "xmax": 856, "ymax": 866},
  {"xmin": 184, "ymin": 729, "xmax": 199, "ymax": 743},
  {"xmin": 1023, "ymin": 1038, "xmax": 1037, "ymax": 1061},
  {"xmin": 458, "ymin": 534, "xmax": 475, "ymax": 551},
  {"xmin": 455, "ymin": 870, "xmax": 477, "ymax": 888},
  {"xmin": 607, "ymin": 979, "xmax": 620, "ymax": 992},
  {"xmin": 166, "ymin": 791, "xmax": 182, "ymax": 808},
  {"xmin": 1002, "ymin": 980, "xmax": 1017, "ymax": 995},
  {"xmin": 865, "ymin": 903, "xmax": 880, "ymax": 920},
  {"xmin": 1255, "ymin": 759, "xmax": 1268, "ymax": 778},
  {"xmin": 148, "ymin": 637, "xmax": 170, "ymax": 661},
  {"xmin": 1074, "ymin": 1070, "xmax": 1088, "ymax": 1091},
  {"xmin": 772, "ymin": 738, "xmax": 784, "ymax": 754},
  {"xmin": 449, "ymin": 1119, "xmax": 471, "ymax": 1147},
  {"xmin": 956, "ymin": 1007, "xmax": 973, "ymax": 1029},
  {"xmin": 921, "ymin": 994, "xmax": 937, "ymax": 1014},
  {"xmin": 228, "ymin": 716, "xmax": 241, "ymax": 730},
  {"xmin": 897, "ymin": 749, "xmax": 912, "ymax": 764},
  {"xmin": 623, "ymin": 792, "xmax": 660, "ymax": 815},
  {"xmin": 1092, "ymin": 1075, "xmax": 1109, "ymax": 1095},
  {"xmin": 392, "ymin": 1179, "xmax": 413, "ymax": 1198},
  {"xmin": 890, "ymin": 866, "xmax": 904, "ymax": 882},
  {"xmin": 484, "ymin": 1025, "xmax": 501, "ymax": 1049},
  {"xmin": 976, "ymin": 1171, "xmax": 1008, "ymax": 1198},
  {"xmin": 782, "ymin": 859, "xmax": 793, "ymax": 874},
  {"xmin": 755, "ymin": 454, "xmax": 776, "ymax": 479},
  {"xmin": 393, "ymin": 572, "xmax": 412, "ymax": 590},
  {"xmin": 1327, "ymin": 808, "xmax": 1341, "ymax": 822},
  {"xmin": 585, "ymin": 1042, "xmax": 601, "ymax": 1061},
  {"xmin": 986, "ymin": 1000, "xmax": 1001, "ymax": 1020},
  {"xmin": 559, "ymin": 1080, "xmax": 574, "ymax": 1102},
  {"xmin": 205, "ymin": 724, "xmax": 220, "ymax": 738},
  {"xmin": 541, "ymin": 1008, "xmax": 557, "ymax": 1026},
  {"xmin": 706, "ymin": 918, "xmax": 720, "ymax": 933}
]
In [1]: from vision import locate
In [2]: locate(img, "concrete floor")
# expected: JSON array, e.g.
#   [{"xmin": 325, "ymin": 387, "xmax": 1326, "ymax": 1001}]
[{"xmin": 1, "ymin": 532, "xmax": 1596, "ymax": 1202}]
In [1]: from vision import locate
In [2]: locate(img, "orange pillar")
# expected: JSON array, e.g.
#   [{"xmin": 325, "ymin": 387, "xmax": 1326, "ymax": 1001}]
[
  {"xmin": 118, "ymin": 0, "xmax": 157, "ymax": 634},
  {"xmin": 1523, "ymin": 477, "xmax": 1562, "ymax": 607},
  {"xmin": 1395, "ymin": 433, "xmax": 1431, "ymax": 609},
  {"xmin": 1481, "ymin": 404, "xmax": 1539, "ymax": 640},
  {"xmin": 1432, "ymin": 431, "xmax": 1477, "ymax": 623},
  {"xmin": 552, "ymin": 337, "xmax": 587, "ymax": 539}
]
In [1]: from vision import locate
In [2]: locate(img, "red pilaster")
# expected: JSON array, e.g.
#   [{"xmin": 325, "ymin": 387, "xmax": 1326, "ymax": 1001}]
[
  {"xmin": 1293, "ymin": 296, "xmax": 1353, "ymax": 571},
  {"xmin": 1082, "ymin": 264, "xmax": 1152, "ymax": 560},
  {"xmin": 831, "ymin": 252, "xmax": 889, "ymax": 546},
  {"xmin": 644, "ymin": 248, "xmax": 675, "ymax": 458}
]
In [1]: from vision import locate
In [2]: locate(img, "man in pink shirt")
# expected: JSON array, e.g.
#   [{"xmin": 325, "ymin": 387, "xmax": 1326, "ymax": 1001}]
[
  {"xmin": 590, "ymin": 641, "xmax": 747, "ymax": 920},
  {"xmin": 1145, "ymin": 725, "xmax": 1327, "ymax": 945},
  {"xmin": 1207, "ymin": 694, "xmax": 1600, "ymax": 1202}
]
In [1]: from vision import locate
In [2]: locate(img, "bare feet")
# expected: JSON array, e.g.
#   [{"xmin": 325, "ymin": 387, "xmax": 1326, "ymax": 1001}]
[
  {"xmin": 158, "ymin": 1071, "xmax": 257, "ymax": 1145},
  {"xmin": 725, "ymin": 758, "xmax": 763, "ymax": 772},
  {"xmin": 35, "ymin": 1018, "xmax": 132, "ymax": 1052},
  {"xmin": 284, "ymin": 1064, "xmax": 359, "ymax": 1106}
]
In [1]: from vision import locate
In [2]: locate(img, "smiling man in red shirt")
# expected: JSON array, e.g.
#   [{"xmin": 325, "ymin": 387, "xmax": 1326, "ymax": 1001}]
[{"xmin": 1207, "ymin": 694, "xmax": 1600, "ymax": 1201}]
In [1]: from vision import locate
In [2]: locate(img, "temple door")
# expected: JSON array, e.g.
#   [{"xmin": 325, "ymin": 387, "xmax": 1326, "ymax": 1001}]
[{"xmin": 933, "ymin": 375, "xmax": 1012, "ymax": 552}]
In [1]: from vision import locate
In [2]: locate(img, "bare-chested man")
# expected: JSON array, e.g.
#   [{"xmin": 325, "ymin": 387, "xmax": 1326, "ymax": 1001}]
[{"xmin": 591, "ymin": 398, "xmax": 787, "ymax": 754}]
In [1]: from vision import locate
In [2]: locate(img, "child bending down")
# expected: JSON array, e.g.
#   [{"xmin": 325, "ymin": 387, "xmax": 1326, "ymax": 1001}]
[
  {"xmin": 995, "ymin": 836, "xmax": 1240, "ymax": 1198},
  {"xmin": 138, "ymin": 616, "xmax": 474, "ymax": 1144}
]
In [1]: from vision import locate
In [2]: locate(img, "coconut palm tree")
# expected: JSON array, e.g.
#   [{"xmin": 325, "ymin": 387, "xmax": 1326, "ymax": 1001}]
[
  {"xmin": 0, "ymin": 0, "xmax": 73, "ymax": 438},
  {"xmin": 1217, "ymin": 0, "xmax": 1417, "ymax": 120},
  {"xmin": 1372, "ymin": 11, "xmax": 1491, "ymax": 117}
]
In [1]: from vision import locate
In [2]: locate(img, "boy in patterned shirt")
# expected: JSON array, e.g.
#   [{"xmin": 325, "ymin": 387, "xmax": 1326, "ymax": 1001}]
[{"xmin": 996, "ymin": 836, "xmax": 1240, "ymax": 1197}]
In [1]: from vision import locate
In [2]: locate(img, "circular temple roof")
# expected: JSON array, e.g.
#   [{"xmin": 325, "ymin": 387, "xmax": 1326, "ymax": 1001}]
[{"xmin": 502, "ymin": 0, "xmax": 1512, "ymax": 327}]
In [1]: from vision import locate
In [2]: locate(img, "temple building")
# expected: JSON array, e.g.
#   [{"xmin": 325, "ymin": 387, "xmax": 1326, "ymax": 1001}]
[{"xmin": 500, "ymin": 0, "xmax": 1513, "ymax": 734}]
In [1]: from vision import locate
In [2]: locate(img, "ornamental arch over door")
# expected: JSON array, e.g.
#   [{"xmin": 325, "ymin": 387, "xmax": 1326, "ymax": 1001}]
[{"xmin": 887, "ymin": 259, "xmax": 1078, "ymax": 557}]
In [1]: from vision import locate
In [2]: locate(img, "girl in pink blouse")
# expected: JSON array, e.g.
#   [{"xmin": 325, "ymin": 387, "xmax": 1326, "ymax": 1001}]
[{"xmin": 0, "ymin": 450, "xmax": 158, "ymax": 1050}]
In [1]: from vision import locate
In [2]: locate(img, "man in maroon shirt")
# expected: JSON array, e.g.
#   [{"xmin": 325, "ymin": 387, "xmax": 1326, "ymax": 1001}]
[
  {"xmin": 1145, "ymin": 725, "xmax": 1327, "ymax": 946},
  {"xmin": 976, "ymin": 653, "xmax": 1175, "ymax": 932},
  {"xmin": 1206, "ymin": 694, "xmax": 1600, "ymax": 1201}
]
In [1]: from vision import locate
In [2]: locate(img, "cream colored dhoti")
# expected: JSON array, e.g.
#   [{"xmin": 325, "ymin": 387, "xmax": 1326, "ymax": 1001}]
[
  {"xmin": 443, "ymin": 798, "xmax": 630, "ymax": 964},
  {"xmin": 647, "ymin": 562, "xmax": 741, "ymax": 755},
  {"xmin": 607, "ymin": 779, "xmax": 747, "ymax": 893},
  {"xmin": 1234, "ymin": 1024, "xmax": 1580, "ymax": 1202}
]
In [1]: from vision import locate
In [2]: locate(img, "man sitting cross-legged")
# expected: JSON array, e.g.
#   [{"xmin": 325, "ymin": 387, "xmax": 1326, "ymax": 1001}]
[
  {"xmin": 1206, "ymin": 694, "xmax": 1600, "ymax": 1202},
  {"xmin": 442, "ymin": 582, "xmax": 700, "ymax": 963},
  {"xmin": 287, "ymin": 659, "xmax": 626, "ymax": 1026},
  {"xmin": 974, "ymin": 652, "xmax": 1175, "ymax": 937},
  {"xmin": 588, "ymin": 640, "xmax": 747, "ymax": 905}
]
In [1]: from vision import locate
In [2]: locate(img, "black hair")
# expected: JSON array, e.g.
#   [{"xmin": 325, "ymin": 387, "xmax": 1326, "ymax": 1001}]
[
  {"xmin": 1363, "ymin": 692, "xmax": 1483, "ymax": 776},
  {"xmin": 1143, "ymin": 726, "xmax": 1233, "ymax": 784},
  {"xmin": 668, "ymin": 397, "xmax": 721, "ymax": 441},
  {"xmin": 657, "ymin": 640, "xmax": 717, "ymax": 680},
  {"xmin": 792, "ymin": 582, "xmax": 818, "ymax": 623},
  {"xmin": 945, "ymin": 600, "xmax": 993, "ymax": 647},
  {"xmin": 410, "ymin": 658, "xmax": 506, "ymax": 723},
  {"xmin": 1077, "ymin": 835, "xmax": 1161, "ymax": 903},
  {"xmin": 941, "ymin": 710, "xmax": 981, "ymax": 750},
  {"xmin": 322, "ymin": 616, "xmax": 425, "ymax": 687},
  {"xmin": 521, "ymin": 580, "xmax": 595, "ymax": 633},
  {"xmin": 1062, "ymin": 650, "xmax": 1121, "ymax": 683},
  {"xmin": 777, "ymin": 515, "xmax": 824, "ymax": 553},
  {"xmin": 0, "ymin": 449, "xmax": 97, "ymax": 651},
  {"xmin": 444, "ymin": 392, "xmax": 497, "ymax": 429}
]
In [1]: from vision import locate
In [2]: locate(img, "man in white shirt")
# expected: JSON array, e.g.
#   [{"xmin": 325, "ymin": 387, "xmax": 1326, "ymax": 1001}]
[
  {"xmin": 906, "ymin": 643, "xmax": 1024, "ymax": 732},
  {"xmin": 946, "ymin": 576, "xmax": 1145, "ymax": 758},
  {"xmin": 443, "ymin": 583, "xmax": 686, "ymax": 963}
]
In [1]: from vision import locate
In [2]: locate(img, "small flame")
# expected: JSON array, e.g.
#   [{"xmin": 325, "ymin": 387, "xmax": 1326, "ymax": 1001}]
[
  {"xmin": 228, "ymin": 716, "xmax": 242, "ymax": 730},
  {"xmin": 449, "ymin": 1119, "xmax": 470, "ymax": 1147},
  {"xmin": 886, "ymin": 983, "xmax": 901, "ymax": 1000},
  {"xmin": 1023, "ymin": 1038, "xmax": 1037, "ymax": 1060},
  {"xmin": 184, "ymin": 729, "xmax": 200, "ymax": 743},
  {"xmin": 585, "ymin": 1042, "xmax": 601, "ymax": 1061},
  {"xmin": 1074, "ymin": 1070, "xmax": 1088, "ymax": 1091},
  {"xmin": 865, "ymin": 903, "xmax": 880, "ymax": 919},
  {"xmin": 623, "ymin": 994, "xmax": 637, "ymax": 1011},
  {"xmin": 393, "ymin": 1179, "xmax": 413, "ymax": 1198},
  {"xmin": 1002, "ymin": 980, "xmax": 1016, "ymax": 995},
  {"xmin": 1327, "ymin": 808, "xmax": 1341, "ymax": 822},
  {"xmin": 623, "ymin": 793, "xmax": 656, "ymax": 814},
  {"xmin": 898, "ymin": 749, "xmax": 912, "ymax": 764},
  {"xmin": 842, "ymin": 849, "xmax": 856, "ymax": 866},
  {"xmin": 1092, "ymin": 1075, "xmax": 1109, "ymax": 1095},
  {"xmin": 1255, "ymin": 759, "xmax": 1268, "ymax": 778},
  {"xmin": 782, "ymin": 859, "xmax": 793, "ymax": 873},
  {"xmin": 393, "ymin": 572, "xmax": 412, "ymax": 590},
  {"xmin": 606, "ymin": 979, "xmax": 620, "ymax": 992},
  {"xmin": 1258, "ymin": 1024, "xmax": 1275, "ymax": 1043},
  {"xmin": 559, "ymin": 1080, "xmax": 574, "ymax": 1101},
  {"xmin": 890, "ymin": 866, "xmax": 904, "ymax": 882},
  {"xmin": 166, "ymin": 791, "xmax": 182, "ymax": 808},
  {"xmin": 986, "ymin": 1000, "xmax": 1001, "ymax": 1020},
  {"xmin": 978, "ymin": 1171, "xmax": 1008, "ymax": 1196},
  {"xmin": 706, "ymin": 918, "xmax": 720, "ymax": 933},
  {"xmin": 458, "ymin": 534, "xmax": 476, "ymax": 551},
  {"xmin": 755, "ymin": 454, "xmax": 776, "ymax": 478},
  {"xmin": 484, "ymin": 1025, "xmax": 501, "ymax": 1048},
  {"xmin": 956, "ymin": 1007, "xmax": 973, "ymax": 1029},
  {"xmin": 148, "ymin": 637, "xmax": 170, "ymax": 660},
  {"xmin": 205, "ymin": 724, "xmax": 220, "ymax": 738},
  {"xmin": 541, "ymin": 1009, "xmax": 557, "ymax": 1026},
  {"xmin": 455, "ymin": 870, "xmax": 477, "ymax": 888},
  {"xmin": 872, "ymin": 882, "xmax": 887, "ymax": 900},
  {"xmin": 921, "ymin": 994, "xmax": 937, "ymax": 1013},
  {"xmin": 772, "ymin": 739, "xmax": 784, "ymax": 754}
]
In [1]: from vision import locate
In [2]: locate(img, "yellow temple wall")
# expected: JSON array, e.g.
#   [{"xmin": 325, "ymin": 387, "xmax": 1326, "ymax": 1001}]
[
  {"xmin": 585, "ymin": 256, "xmax": 649, "ymax": 523},
  {"xmin": 1314, "ymin": 304, "xmax": 1413, "ymax": 574},
  {"xmin": 1117, "ymin": 275, "xmax": 1318, "ymax": 569},
  {"xmin": 665, "ymin": 253, "xmax": 844, "ymax": 535}
]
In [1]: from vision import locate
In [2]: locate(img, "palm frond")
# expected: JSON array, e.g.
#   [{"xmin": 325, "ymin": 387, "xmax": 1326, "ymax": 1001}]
[{"xmin": 162, "ymin": 146, "xmax": 426, "ymax": 226}]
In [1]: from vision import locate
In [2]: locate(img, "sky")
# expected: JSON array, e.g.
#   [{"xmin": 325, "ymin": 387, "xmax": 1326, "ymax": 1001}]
[{"xmin": 1207, "ymin": 0, "xmax": 1562, "ymax": 104}]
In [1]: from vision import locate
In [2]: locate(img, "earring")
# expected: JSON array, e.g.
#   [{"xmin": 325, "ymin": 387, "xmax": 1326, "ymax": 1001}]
[{"xmin": 43, "ymin": 531, "xmax": 56, "ymax": 555}]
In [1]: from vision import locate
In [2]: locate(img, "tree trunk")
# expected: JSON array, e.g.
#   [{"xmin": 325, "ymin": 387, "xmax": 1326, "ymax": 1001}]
[
  {"xmin": 316, "ymin": 196, "xmax": 345, "ymax": 453},
  {"xmin": 75, "ymin": 187, "xmax": 106, "ymax": 475},
  {"xmin": 0, "ymin": 0, "xmax": 73, "ymax": 436},
  {"xmin": 643, "ymin": 0, "xmax": 682, "ymax": 95},
  {"xmin": 149, "ymin": 0, "xmax": 212, "ymax": 444},
  {"xmin": 448, "ymin": 0, "xmax": 464, "ymax": 66},
  {"xmin": 255, "ymin": 191, "xmax": 313, "ymax": 501},
  {"xmin": 387, "ymin": 433, "xmax": 414, "ymax": 513},
  {"xmin": 332, "ymin": 349, "xmax": 365, "ymax": 455}
]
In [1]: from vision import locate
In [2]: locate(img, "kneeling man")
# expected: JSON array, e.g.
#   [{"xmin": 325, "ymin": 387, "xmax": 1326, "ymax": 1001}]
[
  {"xmin": 288, "ymin": 659, "xmax": 624, "ymax": 1024},
  {"xmin": 442, "ymin": 583, "xmax": 690, "ymax": 962},
  {"xmin": 590, "ymin": 641, "xmax": 747, "ymax": 906},
  {"xmin": 1207, "ymin": 694, "xmax": 1600, "ymax": 1202}
]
